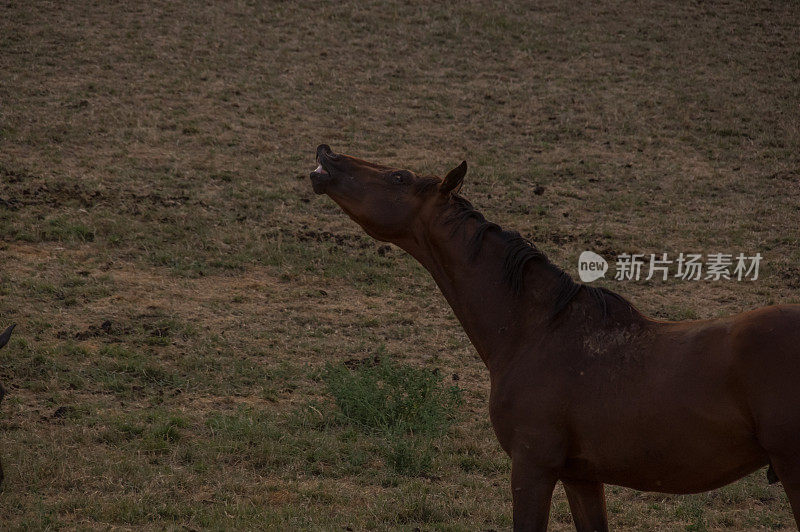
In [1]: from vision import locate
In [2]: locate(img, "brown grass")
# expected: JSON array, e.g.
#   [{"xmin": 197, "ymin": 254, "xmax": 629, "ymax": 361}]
[{"xmin": 1, "ymin": 0, "xmax": 799, "ymax": 529}]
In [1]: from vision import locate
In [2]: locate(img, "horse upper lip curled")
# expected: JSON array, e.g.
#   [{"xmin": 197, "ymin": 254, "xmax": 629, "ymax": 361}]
[
  {"xmin": 308, "ymin": 144, "xmax": 800, "ymax": 531},
  {"xmin": 309, "ymin": 145, "xmax": 334, "ymax": 195}
]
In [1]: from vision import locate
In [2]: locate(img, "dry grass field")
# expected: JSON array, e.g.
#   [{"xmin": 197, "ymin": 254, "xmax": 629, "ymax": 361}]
[{"xmin": 1, "ymin": 0, "xmax": 799, "ymax": 529}]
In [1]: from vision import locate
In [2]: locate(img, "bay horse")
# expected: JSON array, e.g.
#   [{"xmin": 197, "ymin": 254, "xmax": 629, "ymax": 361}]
[
  {"xmin": 0, "ymin": 323, "xmax": 14, "ymax": 487},
  {"xmin": 309, "ymin": 144, "xmax": 800, "ymax": 531}
]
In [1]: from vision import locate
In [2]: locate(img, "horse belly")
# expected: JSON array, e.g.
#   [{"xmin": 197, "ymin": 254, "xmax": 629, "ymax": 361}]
[{"xmin": 563, "ymin": 407, "xmax": 767, "ymax": 493}]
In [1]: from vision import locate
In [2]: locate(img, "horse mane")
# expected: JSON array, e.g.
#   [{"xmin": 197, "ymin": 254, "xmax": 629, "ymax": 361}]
[{"xmin": 440, "ymin": 193, "xmax": 635, "ymax": 320}]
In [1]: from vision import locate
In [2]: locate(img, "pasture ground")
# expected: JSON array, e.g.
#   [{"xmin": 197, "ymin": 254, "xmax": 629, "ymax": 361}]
[{"xmin": 1, "ymin": 1, "xmax": 799, "ymax": 529}]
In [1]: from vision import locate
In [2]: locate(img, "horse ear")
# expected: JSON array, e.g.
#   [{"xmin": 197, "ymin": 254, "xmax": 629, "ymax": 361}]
[
  {"xmin": 439, "ymin": 161, "xmax": 467, "ymax": 195},
  {"xmin": 0, "ymin": 324, "xmax": 14, "ymax": 350}
]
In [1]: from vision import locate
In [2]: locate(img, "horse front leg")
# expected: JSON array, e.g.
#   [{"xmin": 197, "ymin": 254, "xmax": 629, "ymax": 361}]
[
  {"xmin": 563, "ymin": 479, "xmax": 609, "ymax": 532},
  {"xmin": 768, "ymin": 455, "xmax": 800, "ymax": 528},
  {"xmin": 511, "ymin": 456, "xmax": 558, "ymax": 531}
]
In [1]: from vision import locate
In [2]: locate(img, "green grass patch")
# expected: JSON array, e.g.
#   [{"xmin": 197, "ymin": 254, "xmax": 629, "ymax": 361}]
[
  {"xmin": 323, "ymin": 353, "xmax": 463, "ymax": 477},
  {"xmin": 322, "ymin": 354, "xmax": 462, "ymax": 436},
  {"xmin": 38, "ymin": 216, "xmax": 96, "ymax": 243}
]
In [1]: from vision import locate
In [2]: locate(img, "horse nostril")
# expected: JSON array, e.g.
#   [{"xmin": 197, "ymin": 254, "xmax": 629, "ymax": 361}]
[{"xmin": 316, "ymin": 144, "xmax": 332, "ymax": 160}]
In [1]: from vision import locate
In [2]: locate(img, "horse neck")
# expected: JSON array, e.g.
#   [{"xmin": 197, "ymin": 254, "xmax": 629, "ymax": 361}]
[{"xmin": 398, "ymin": 209, "xmax": 562, "ymax": 375}]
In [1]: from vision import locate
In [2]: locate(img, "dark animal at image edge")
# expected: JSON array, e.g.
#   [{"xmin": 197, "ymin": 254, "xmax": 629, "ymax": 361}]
[
  {"xmin": 309, "ymin": 144, "xmax": 800, "ymax": 531},
  {"xmin": 0, "ymin": 323, "xmax": 15, "ymax": 488}
]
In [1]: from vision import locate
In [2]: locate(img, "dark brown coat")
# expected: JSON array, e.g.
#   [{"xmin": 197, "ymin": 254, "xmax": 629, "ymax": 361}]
[{"xmin": 0, "ymin": 323, "xmax": 14, "ymax": 487}]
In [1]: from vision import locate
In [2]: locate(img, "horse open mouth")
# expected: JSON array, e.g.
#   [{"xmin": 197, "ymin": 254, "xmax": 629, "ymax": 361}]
[
  {"xmin": 310, "ymin": 162, "xmax": 332, "ymax": 194},
  {"xmin": 310, "ymin": 146, "xmax": 334, "ymax": 194}
]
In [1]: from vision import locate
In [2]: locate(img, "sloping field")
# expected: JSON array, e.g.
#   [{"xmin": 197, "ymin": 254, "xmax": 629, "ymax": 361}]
[{"xmin": 1, "ymin": 1, "xmax": 799, "ymax": 529}]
